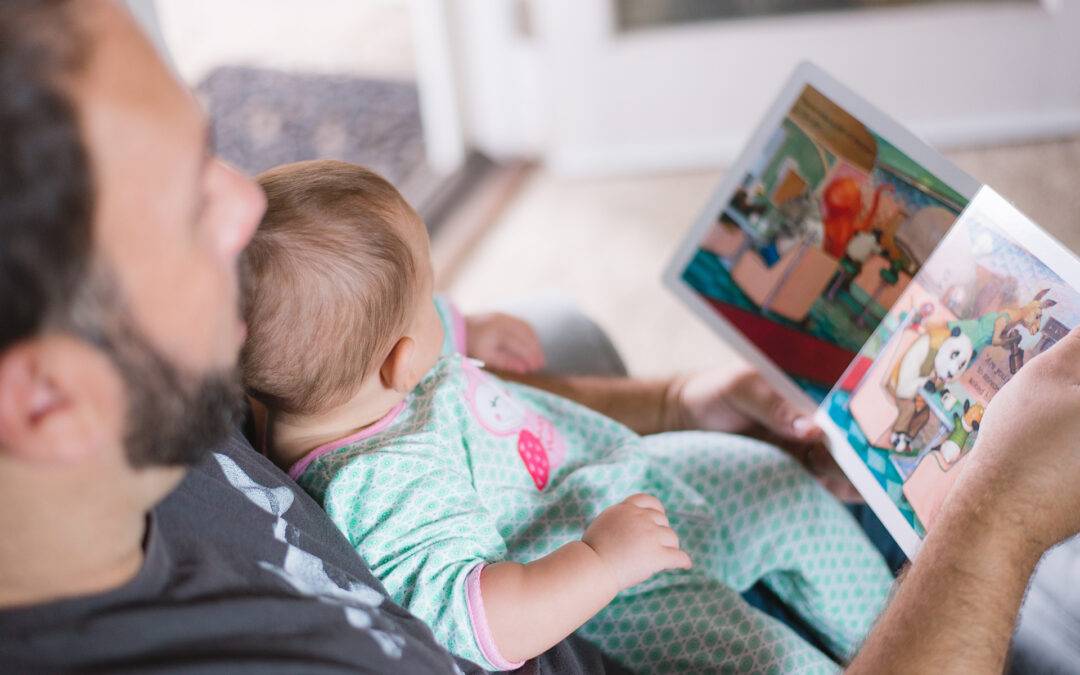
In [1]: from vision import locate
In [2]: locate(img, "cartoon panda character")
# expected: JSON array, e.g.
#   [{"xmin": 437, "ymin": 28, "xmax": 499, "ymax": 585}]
[
  {"xmin": 462, "ymin": 359, "xmax": 566, "ymax": 490},
  {"xmin": 887, "ymin": 324, "xmax": 974, "ymax": 455}
]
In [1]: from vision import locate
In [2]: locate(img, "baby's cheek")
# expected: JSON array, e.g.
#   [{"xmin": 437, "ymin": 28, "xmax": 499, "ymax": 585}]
[
  {"xmin": 417, "ymin": 301, "xmax": 445, "ymax": 369},
  {"xmin": 430, "ymin": 301, "xmax": 445, "ymax": 346}
]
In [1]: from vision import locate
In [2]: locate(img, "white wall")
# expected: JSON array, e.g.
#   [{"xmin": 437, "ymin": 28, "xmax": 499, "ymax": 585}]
[{"xmin": 452, "ymin": 0, "xmax": 1080, "ymax": 175}]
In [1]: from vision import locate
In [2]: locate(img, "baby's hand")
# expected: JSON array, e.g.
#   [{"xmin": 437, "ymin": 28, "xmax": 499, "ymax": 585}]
[
  {"xmin": 582, "ymin": 494, "xmax": 692, "ymax": 591},
  {"xmin": 465, "ymin": 312, "xmax": 545, "ymax": 374}
]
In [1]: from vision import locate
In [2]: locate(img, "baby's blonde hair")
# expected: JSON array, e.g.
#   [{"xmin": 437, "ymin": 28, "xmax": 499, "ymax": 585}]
[{"xmin": 240, "ymin": 160, "xmax": 417, "ymax": 416}]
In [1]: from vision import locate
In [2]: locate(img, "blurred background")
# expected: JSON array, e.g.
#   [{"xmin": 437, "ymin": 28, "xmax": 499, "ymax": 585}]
[{"xmin": 129, "ymin": 0, "xmax": 1080, "ymax": 378}]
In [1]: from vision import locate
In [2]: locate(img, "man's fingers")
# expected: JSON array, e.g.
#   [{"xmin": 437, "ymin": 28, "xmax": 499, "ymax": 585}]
[
  {"xmin": 803, "ymin": 443, "xmax": 834, "ymax": 470},
  {"xmin": 808, "ymin": 448, "xmax": 863, "ymax": 502},
  {"xmin": 625, "ymin": 493, "xmax": 666, "ymax": 513},
  {"xmin": 737, "ymin": 376, "xmax": 821, "ymax": 441},
  {"xmin": 764, "ymin": 407, "xmax": 822, "ymax": 442},
  {"xmin": 651, "ymin": 512, "xmax": 671, "ymax": 528},
  {"xmin": 771, "ymin": 396, "xmax": 822, "ymax": 441},
  {"xmin": 791, "ymin": 415, "xmax": 823, "ymax": 441}
]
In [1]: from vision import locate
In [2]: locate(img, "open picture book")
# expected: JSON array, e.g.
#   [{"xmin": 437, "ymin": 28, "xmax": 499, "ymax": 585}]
[{"xmin": 663, "ymin": 62, "xmax": 1080, "ymax": 559}]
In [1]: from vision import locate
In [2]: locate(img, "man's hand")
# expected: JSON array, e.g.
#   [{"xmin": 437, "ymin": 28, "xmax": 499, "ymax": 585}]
[
  {"xmin": 955, "ymin": 326, "xmax": 1080, "ymax": 552},
  {"xmin": 669, "ymin": 367, "xmax": 816, "ymax": 438},
  {"xmin": 850, "ymin": 328, "xmax": 1080, "ymax": 674},
  {"xmin": 582, "ymin": 494, "xmax": 693, "ymax": 591},
  {"xmin": 465, "ymin": 312, "xmax": 545, "ymax": 374},
  {"xmin": 669, "ymin": 367, "xmax": 861, "ymax": 501}
]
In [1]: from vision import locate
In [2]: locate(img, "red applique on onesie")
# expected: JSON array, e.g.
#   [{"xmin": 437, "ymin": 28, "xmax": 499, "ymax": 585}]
[{"xmin": 517, "ymin": 429, "xmax": 550, "ymax": 490}]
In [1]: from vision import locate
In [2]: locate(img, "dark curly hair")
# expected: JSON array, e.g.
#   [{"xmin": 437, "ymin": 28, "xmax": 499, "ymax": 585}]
[{"xmin": 0, "ymin": 0, "xmax": 92, "ymax": 352}]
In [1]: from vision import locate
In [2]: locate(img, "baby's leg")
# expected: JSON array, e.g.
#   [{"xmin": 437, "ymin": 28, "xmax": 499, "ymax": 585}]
[
  {"xmin": 578, "ymin": 576, "xmax": 840, "ymax": 674},
  {"xmin": 645, "ymin": 432, "xmax": 893, "ymax": 662}
]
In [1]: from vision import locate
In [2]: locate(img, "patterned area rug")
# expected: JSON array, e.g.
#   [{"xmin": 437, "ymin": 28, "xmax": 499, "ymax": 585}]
[{"xmin": 196, "ymin": 65, "xmax": 428, "ymax": 200}]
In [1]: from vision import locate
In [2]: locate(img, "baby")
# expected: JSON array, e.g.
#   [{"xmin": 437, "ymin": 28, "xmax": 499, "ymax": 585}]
[{"xmin": 240, "ymin": 160, "xmax": 893, "ymax": 673}]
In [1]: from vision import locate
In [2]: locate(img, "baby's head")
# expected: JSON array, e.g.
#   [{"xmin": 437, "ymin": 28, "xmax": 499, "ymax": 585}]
[{"xmin": 240, "ymin": 160, "xmax": 443, "ymax": 421}]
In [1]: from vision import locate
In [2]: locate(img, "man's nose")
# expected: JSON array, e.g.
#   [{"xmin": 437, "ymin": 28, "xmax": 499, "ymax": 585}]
[{"xmin": 215, "ymin": 160, "xmax": 266, "ymax": 259}]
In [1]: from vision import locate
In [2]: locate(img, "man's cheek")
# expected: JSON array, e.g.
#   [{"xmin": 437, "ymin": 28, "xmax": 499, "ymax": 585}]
[{"xmin": 156, "ymin": 261, "xmax": 235, "ymax": 372}]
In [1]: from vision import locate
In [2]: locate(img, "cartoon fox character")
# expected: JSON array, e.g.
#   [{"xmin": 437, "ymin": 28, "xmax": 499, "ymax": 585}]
[
  {"xmin": 887, "ymin": 323, "xmax": 974, "ymax": 455},
  {"xmin": 951, "ymin": 288, "xmax": 1057, "ymax": 359},
  {"xmin": 932, "ymin": 399, "xmax": 985, "ymax": 466},
  {"xmin": 822, "ymin": 178, "xmax": 892, "ymax": 259},
  {"xmin": 996, "ymin": 288, "xmax": 1057, "ymax": 342}
]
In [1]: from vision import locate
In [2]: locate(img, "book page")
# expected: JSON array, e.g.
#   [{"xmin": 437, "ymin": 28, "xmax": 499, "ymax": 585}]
[
  {"xmin": 665, "ymin": 63, "xmax": 977, "ymax": 411},
  {"xmin": 819, "ymin": 187, "xmax": 1080, "ymax": 558}
]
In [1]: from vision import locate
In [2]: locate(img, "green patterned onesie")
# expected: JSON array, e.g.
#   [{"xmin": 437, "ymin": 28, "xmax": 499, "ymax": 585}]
[{"xmin": 291, "ymin": 298, "xmax": 893, "ymax": 673}]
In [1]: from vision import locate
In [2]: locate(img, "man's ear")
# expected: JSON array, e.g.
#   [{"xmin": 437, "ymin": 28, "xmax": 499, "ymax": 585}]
[
  {"xmin": 379, "ymin": 336, "xmax": 417, "ymax": 394},
  {"xmin": 0, "ymin": 337, "xmax": 118, "ymax": 464}
]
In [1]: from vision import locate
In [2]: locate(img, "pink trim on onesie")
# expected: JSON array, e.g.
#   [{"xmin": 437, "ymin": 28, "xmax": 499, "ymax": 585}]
[
  {"xmin": 465, "ymin": 564, "xmax": 525, "ymax": 671},
  {"xmin": 287, "ymin": 401, "xmax": 407, "ymax": 480}
]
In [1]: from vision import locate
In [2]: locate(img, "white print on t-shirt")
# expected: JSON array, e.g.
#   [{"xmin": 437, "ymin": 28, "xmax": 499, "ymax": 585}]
[{"xmin": 212, "ymin": 453, "xmax": 410, "ymax": 661}]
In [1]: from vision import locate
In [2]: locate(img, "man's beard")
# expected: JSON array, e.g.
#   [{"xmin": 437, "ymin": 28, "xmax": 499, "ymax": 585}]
[
  {"xmin": 67, "ymin": 268, "xmax": 244, "ymax": 468},
  {"xmin": 111, "ymin": 326, "xmax": 244, "ymax": 468}
]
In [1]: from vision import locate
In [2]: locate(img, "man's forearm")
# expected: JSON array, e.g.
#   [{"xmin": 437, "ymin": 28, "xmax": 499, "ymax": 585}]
[
  {"xmin": 495, "ymin": 370, "xmax": 680, "ymax": 435},
  {"xmin": 849, "ymin": 485, "xmax": 1042, "ymax": 673}
]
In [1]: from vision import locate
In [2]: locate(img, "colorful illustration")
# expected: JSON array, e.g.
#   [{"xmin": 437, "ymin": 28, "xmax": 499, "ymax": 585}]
[
  {"xmin": 680, "ymin": 85, "xmax": 968, "ymax": 401},
  {"xmin": 823, "ymin": 203, "xmax": 1080, "ymax": 537}
]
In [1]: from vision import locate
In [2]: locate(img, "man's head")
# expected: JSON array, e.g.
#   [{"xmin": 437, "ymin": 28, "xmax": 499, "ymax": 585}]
[
  {"xmin": 0, "ymin": 1, "xmax": 265, "ymax": 506},
  {"xmin": 241, "ymin": 160, "xmax": 442, "ymax": 421}
]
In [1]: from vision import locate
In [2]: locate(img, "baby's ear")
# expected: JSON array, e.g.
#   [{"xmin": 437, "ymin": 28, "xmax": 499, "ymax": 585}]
[{"xmin": 380, "ymin": 336, "xmax": 417, "ymax": 394}]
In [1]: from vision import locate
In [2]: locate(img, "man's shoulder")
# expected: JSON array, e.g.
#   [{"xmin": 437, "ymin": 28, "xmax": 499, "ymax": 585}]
[
  {"xmin": 1, "ymin": 430, "xmax": 615, "ymax": 675},
  {"xmin": 0, "ymin": 430, "xmax": 474, "ymax": 674}
]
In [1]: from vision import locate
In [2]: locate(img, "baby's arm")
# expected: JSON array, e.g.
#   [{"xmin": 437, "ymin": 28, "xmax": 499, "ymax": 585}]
[
  {"xmin": 481, "ymin": 493, "xmax": 692, "ymax": 663},
  {"xmin": 318, "ymin": 441, "xmax": 687, "ymax": 669}
]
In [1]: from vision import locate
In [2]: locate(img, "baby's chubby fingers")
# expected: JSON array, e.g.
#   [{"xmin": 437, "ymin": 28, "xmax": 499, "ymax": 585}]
[
  {"xmin": 624, "ymin": 493, "xmax": 666, "ymax": 514},
  {"xmin": 463, "ymin": 311, "xmax": 545, "ymax": 372},
  {"xmin": 661, "ymin": 546, "xmax": 693, "ymax": 571},
  {"xmin": 654, "ymin": 522, "xmax": 680, "ymax": 549},
  {"xmin": 504, "ymin": 320, "xmax": 545, "ymax": 371},
  {"xmin": 493, "ymin": 346, "xmax": 532, "ymax": 374},
  {"xmin": 499, "ymin": 340, "xmax": 541, "ymax": 374},
  {"xmin": 650, "ymin": 511, "xmax": 671, "ymax": 528},
  {"xmin": 582, "ymin": 495, "xmax": 694, "ymax": 589}
]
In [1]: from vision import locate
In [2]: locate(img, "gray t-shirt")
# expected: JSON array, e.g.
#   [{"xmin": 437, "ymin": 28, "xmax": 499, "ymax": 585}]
[{"xmin": 0, "ymin": 431, "xmax": 613, "ymax": 674}]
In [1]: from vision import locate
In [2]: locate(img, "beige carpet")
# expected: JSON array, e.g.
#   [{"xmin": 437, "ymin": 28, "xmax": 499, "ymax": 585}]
[{"xmin": 444, "ymin": 136, "xmax": 1080, "ymax": 378}]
